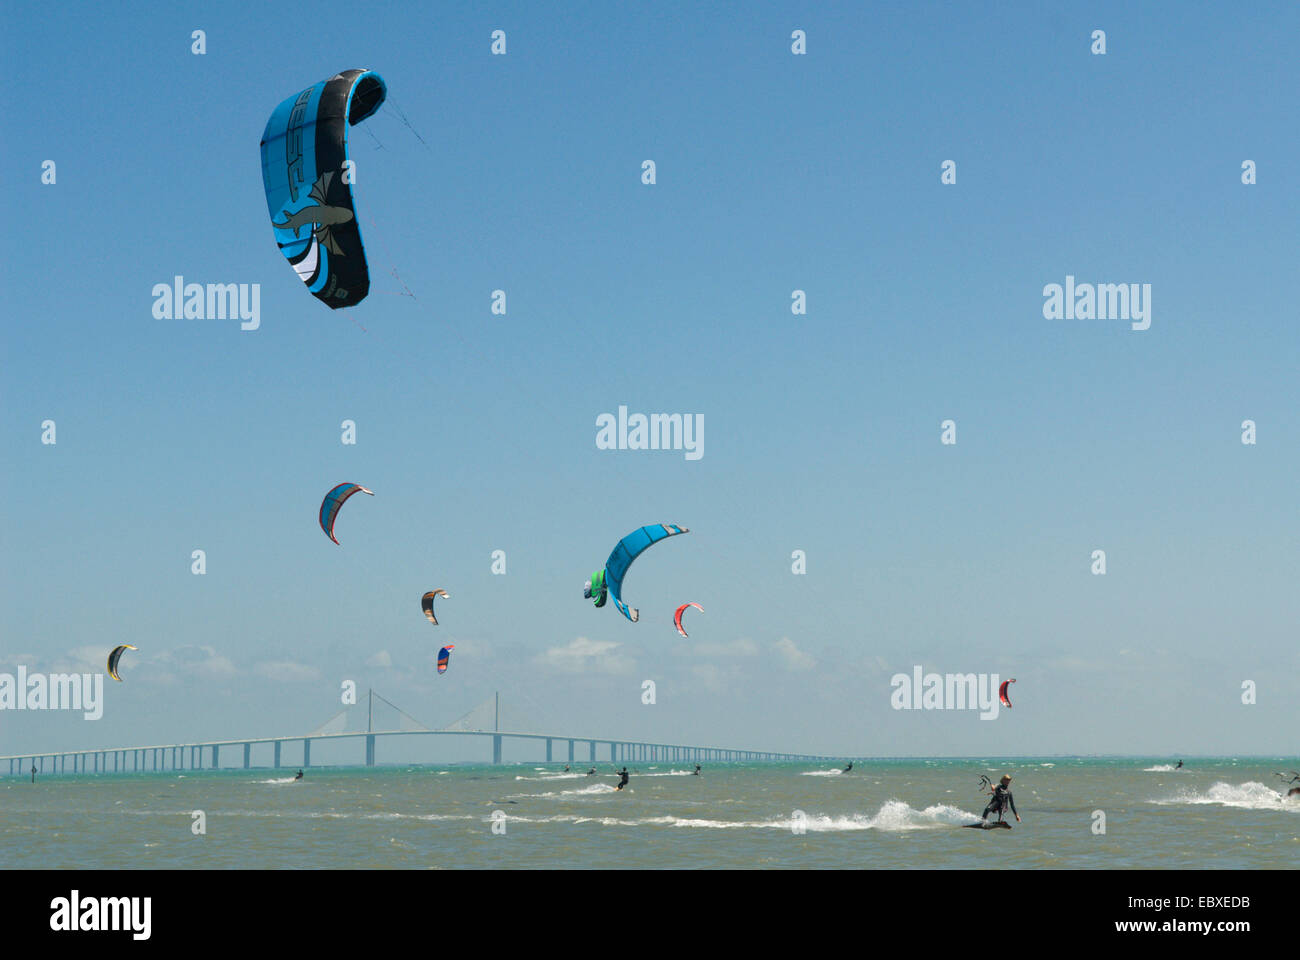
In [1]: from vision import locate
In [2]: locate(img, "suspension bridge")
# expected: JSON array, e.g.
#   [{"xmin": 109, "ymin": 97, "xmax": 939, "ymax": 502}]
[{"xmin": 1, "ymin": 690, "xmax": 840, "ymax": 776}]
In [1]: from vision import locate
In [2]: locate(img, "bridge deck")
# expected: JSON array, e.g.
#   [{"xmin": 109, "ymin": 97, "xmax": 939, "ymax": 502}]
[{"xmin": 1, "ymin": 728, "xmax": 840, "ymax": 771}]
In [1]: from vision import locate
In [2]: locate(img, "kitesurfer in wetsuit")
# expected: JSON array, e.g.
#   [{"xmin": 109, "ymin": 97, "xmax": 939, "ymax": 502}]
[
  {"xmin": 981, "ymin": 774, "xmax": 1021, "ymax": 824},
  {"xmin": 586, "ymin": 767, "xmax": 597, "ymax": 776},
  {"xmin": 1175, "ymin": 760, "xmax": 1183, "ymax": 769},
  {"xmin": 843, "ymin": 761, "xmax": 853, "ymax": 773},
  {"xmin": 294, "ymin": 769, "xmax": 303, "ymax": 781},
  {"xmin": 31, "ymin": 764, "xmax": 37, "ymax": 783},
  {"xmin": 615, "ymin": 767, "xmax": 629, "ymax": 791},
  {"xmin": 563, "ymin": 766, "xmax": 570, "ymax": 772},
  {"xmin": 693, "ymin": 764, "xmax": 701, "ymax": 776}
]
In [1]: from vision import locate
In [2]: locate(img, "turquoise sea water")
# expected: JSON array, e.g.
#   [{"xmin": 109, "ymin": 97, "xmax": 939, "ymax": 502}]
[{"xmin": 3, "ymin": 758, "xmax": 1296, "ymax": 869}]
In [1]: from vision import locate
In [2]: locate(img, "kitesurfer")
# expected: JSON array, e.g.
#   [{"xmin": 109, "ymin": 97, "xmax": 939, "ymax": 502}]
[
  {"xmin": 1175, "ymin": 760, "xmax": 1183, "ymax": 769},
  {"xmin": 693, "ymin": 764, "xmax": 701, "ymax": 776},
  {"xmin": 294, "ymin": 769, "xmax": 304, "ymax": 781},
  {"xmin": 563, "ymin": 766, "xmax": 570, "ymax": 772},
  {"xmin": 615, "ymin": 767, "xmax": 629, "ymax": 791},
  {"xmin": 31, "ymin": 764, "xmax": 37, "ymax": 783},
  {"xmin": 843, "ymin": 761, "xmax": 853, "ymax": 773},
  {"xmin": 587, "ymin": 767, "xmax": 597, "ymax": 776},
  {"xmin": 981, "ymin": 774, "xmax": 1021, "ymax": 824}
]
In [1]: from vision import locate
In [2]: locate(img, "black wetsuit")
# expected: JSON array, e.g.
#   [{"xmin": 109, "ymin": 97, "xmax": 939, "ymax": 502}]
[
  {"xmin": 844, "ymin": 762, "xmax": 853, "ymax": 772},
  {"xmin": 693, "ymin": 765, "xmax": 701, "ymax": 776},
  {"xmin": 616, "ymin": 769, "xmax": 629, "ymax": 790},
  {"xmin": 981, "ymin": 784, "xmax": 1018, "ymax": 821}
]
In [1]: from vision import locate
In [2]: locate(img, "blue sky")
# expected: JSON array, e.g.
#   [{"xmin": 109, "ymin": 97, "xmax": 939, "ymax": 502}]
[{"xmin": 2, "ymin": 1, "xmax": 1297, "ymax": 760}]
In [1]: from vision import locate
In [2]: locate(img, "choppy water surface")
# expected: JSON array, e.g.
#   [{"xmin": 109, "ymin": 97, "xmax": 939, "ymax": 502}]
[{"xmin": 3, "ymin": 757, "xmax": 1296, "ymax": 868}]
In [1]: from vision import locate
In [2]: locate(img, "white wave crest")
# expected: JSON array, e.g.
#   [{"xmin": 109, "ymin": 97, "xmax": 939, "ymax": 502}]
[{"xmin": 1151, "ymin": 781, "xmax": 1298, "ymax": 811}]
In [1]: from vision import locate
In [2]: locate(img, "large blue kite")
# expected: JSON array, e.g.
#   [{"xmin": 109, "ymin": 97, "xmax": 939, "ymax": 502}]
[
  {"xmin": 584, "ymin": 524, "xmax": 690, "ymax": 623},
  {"xmin": 260, "ymin": 69, "xmax": 387, "ymax": 309}
]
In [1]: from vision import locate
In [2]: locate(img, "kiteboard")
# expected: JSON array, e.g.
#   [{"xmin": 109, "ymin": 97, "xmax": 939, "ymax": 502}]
[{"xmin": 963, "ymin": 821, "xmax": 1011, "ymax": 830}]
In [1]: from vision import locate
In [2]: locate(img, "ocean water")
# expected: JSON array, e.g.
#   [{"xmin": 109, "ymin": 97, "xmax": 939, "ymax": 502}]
[{"xmin": 3, "ymin": 757, "xmax": 1296, "ymax": 869}]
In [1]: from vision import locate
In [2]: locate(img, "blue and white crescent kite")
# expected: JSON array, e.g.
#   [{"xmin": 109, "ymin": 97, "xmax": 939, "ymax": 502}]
[
  {"xmin": 319, "ymin": 482, "xmax": 373, "ymax": 544},
  {"xmin": 260, "ymin": 69, "xmax": 387, "ymax": 309},
  {"xmin": 584, "ymin": 524, "xmax": 690, "ymax": 623}
]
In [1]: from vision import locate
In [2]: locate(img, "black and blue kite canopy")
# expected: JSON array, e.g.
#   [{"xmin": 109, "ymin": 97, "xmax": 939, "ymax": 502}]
[{"xmin": 260, "ymin": 69, "xmax": 387, "ymax": 309}]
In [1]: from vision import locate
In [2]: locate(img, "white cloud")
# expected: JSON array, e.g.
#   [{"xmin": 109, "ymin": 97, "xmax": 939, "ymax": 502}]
[
  {"xmin": 775, "ymin": 637, "xmax": 815, "ymax": 671},
  {"xmin": 690, "ymin": 663, "xmax": 727, "ymax": 693},
  {"xmin": 253, "ymin": 660, "xmax": 323, "ymax": 683},
  {"xmin": 58, "ymin": 646, "xmax": 105, "ymax": 672},
  {"xmin": 365, "ymin": 650, "xmax": 393, "ymax": 668},
  {"xmin": 536, "ymin": 636, "xmax": 634, "ymax": 675},
  {"xmin": 693, "ymin": 637, "xmax": 759, "ymax": 658},
  {"xmin": 164, "ymin": 644, "xmax": 237, "ymax": 678}
]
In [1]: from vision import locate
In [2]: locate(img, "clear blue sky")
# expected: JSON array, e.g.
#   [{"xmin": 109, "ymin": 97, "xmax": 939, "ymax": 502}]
[{"xmin": 2, "ymin": 1, "xmax": 1297, "ymax": 759}]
